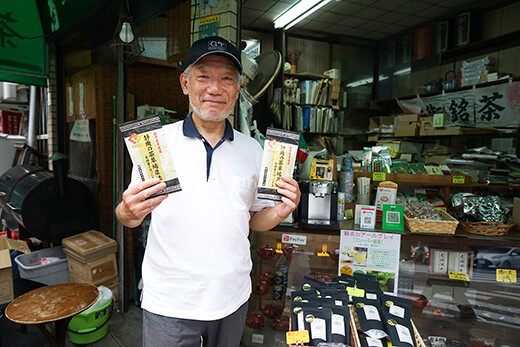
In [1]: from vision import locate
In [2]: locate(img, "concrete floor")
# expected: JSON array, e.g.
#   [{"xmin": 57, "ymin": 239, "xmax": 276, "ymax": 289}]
[{"xmin": 0, "ymin": 303, "xmax": 143, "ymax": 347}]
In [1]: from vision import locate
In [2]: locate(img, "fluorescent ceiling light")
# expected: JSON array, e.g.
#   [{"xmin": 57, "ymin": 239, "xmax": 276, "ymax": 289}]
[
  {"xmin": 346, "ymin": 75, "xmax": 388, "ymax": 88},
  {"xmin": 273, "ymin": 0, "xmax": 331, "ymax": 30},
  {"xmin": 393, "ymin": 67, "xmax": 411, "ymax": 76}
]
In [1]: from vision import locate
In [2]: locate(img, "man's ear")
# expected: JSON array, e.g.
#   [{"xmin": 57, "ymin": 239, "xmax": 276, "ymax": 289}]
[{"xmin": 179, "ymin": 73, "xmax": 189, "ymax": 96}]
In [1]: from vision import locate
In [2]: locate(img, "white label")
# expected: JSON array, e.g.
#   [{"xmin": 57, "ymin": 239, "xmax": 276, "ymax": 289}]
[
  {"xmin": 331, "ymin": 313, "xmax": 345, "ymax": 336},
  {"xmin": 363, "ymin": 305, "xmax": 381, "ymax": 321},
  {"xmin": 282, "ymin": 233, "xmax": 307, "ymax": 245},
  {"xmin": 366, "ymin": 337, "xmax": 384, "ymax": 347},
  {"xmin": 396, "ymin": 324, "xmax": 414, "ymax": 346},
  {"xmin": 251, "ymin": 334, "xmax": 264, "ymax": 344},
  {"xmin": 389, "ymin": 305, "xmax": 405, "ymax": 319},
  {"xmin": 366, "ymin": 293, "xmax": 378, "ymax": 300},
  {"xmin": 297, "ymin": 311, "xmax": 305, "ymax": 331},
  {"xmin": 335, "ymin": 300, "xmax": 343, "ymax": 306},
  {"xmin": 70, "ymin": 119, "xmax": 91, "ymax": 142},
  {"xmin": 310, "ymin": 317, "xmax": 326, "ymax": 341}
]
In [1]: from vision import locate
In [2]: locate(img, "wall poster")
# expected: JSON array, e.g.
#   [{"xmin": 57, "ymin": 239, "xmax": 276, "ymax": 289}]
[{"xmin": 339, "ymin": 230, "xmax": 401, "ymax": 294}]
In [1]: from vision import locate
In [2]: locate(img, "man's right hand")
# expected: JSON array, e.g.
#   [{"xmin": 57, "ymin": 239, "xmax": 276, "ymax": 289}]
[{"xmin": 116, "ymin": 178, "xmax": 168, "ymax": 228}]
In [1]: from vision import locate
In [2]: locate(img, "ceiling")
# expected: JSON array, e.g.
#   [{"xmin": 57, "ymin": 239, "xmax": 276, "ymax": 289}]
[{"xmin": 242, "ymin": 0, "xmax": 511, "ymax": 41}]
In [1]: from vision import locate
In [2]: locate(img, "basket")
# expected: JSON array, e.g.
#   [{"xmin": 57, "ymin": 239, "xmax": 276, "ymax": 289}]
[
  {"xmin": 458, "ymin": 221, "xmax": 516, "ymax": 237},
  {"xmin": 349, "ymin": 305, "xmax": 426, "ymax": 347},
  {"xmin": 404, "ymin": 210, "xmax": 459, "ymax": 235}
]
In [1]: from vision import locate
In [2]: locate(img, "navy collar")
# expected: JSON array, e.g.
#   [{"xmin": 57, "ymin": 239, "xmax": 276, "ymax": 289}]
[{"xmin": 182, "ymin": 114, "xmax": 234, "ymax": 141}]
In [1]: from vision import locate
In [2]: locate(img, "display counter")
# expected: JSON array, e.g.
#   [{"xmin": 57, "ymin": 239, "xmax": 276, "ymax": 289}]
[{"xmin": 242, "ymin": 222, "xmax": 520, "ymax": 347}]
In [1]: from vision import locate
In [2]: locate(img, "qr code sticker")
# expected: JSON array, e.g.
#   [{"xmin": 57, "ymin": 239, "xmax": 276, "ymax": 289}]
[{"xmin": 386, "ymin": 211, "xmax": 400, "ymax": 224}]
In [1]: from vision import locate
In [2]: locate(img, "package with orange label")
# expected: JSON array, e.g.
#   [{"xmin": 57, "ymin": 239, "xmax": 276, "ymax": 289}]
[
  {"xmin": 257, "ymin": 128, "xmax": 300, "ymax": 201},
  {"xmin": 119, "ymin": 116, "xmax": 181, "ymax": 197}
]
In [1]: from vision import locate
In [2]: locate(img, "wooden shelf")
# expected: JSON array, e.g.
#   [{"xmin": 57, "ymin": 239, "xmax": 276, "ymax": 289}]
[{"xmin": 353, "ymin": 172, "xmax": 519, "ymax": 189}]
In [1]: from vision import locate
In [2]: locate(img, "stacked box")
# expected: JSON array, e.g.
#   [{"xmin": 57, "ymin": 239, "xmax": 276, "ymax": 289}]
[
  {"xmin": 394, "ymin": 114, "xmax": 419, "ymax": 137},
  {"xmin": 62, "ymin": 230, "xmax": 119, "ymax": 308}
]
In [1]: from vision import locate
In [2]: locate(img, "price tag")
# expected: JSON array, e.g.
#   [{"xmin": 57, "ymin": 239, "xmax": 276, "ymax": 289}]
[
  {"xmin": 347, "ymin": 287, "xmax": 365, "ymax": 297},
  {"xmin": 425, "ymin": 166, "xmax": 443, "ymax": 175},
  {"xmin": 373, "ymin": 172, "xmax": 386, "ymax": 181},
  {"xmin": 448, "ymin": 271, "xmax": 470, "ymax": 282},
  {"xmin": 251, "ymin": 334, "xmax": 264, "ymax": 344},
  {"xmin": 286, "ymin": 330, "xmax": 310, "ymax": 344},
  {"xmin": 496, "ymin": 269, "xmax": 517, "ymax": 283},
  {"xmin": 345, "ymin": 209, "xmax": 354, "ymax": 220},
  {"xmin": 452, "ymin": 175, "xmax": 465, "ymax": 184}
]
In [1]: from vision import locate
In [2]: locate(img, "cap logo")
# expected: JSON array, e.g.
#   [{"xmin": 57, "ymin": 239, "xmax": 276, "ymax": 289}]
[{"xmin": 208, "ymin": 40, "xmax": 226, "ymax": 51}]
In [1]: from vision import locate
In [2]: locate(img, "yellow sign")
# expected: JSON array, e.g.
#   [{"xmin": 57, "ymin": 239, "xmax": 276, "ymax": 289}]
[
  {"xmin": 199, "ymin": 14, "xmax": 219, "ymax": 25},
  {"xmin": 286, "ymin": 330, "xmax": 310, "ymax": 344},
  {"xmin": 347, "ymin": 287, "xmax": 365, "ymax": 297},
  {"xmin": 448, "ymin": 271, "xmax": 470, "ymax": 282},
  {"xmin": 373, "ymin": 172, "xmax": 386, "ymax": 182},
  {"xmin": 496, "ymin": 269, "xmax": 517, "ymax": 283},
  {"xmin": 452, "ymin": 175, "xmax": 465, "ymax": 184}
]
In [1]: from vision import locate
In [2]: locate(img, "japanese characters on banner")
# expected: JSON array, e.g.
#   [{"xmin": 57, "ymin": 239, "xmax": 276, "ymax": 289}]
[
  {"xmin": 400, "ymin": 81, "xmax": 520, "ymax": 128},
  {"xmin": 339, "ymin": 230, "xmax": 401, "ymax": 294}
]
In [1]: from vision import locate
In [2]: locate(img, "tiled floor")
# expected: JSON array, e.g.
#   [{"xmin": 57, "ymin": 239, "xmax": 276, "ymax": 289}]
[{"xmin": 0, "ymin": 303, "xmax": 143, "ymax": 347}]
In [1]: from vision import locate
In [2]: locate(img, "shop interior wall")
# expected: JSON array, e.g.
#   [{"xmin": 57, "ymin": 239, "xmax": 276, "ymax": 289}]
[{"xmin": 390, "ymin": 1, "xmax": 520, "ymax": 98}]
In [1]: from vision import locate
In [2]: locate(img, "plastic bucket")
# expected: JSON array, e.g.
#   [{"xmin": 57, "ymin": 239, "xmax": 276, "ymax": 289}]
[{"xmin": 67, "ymin": 299, "xmax": 112, "ymax": 344}]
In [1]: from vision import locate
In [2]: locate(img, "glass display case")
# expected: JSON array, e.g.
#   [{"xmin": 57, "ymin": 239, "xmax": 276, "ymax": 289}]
[{"xmin": 242, "ymin": 224, "xmax": 520, "ymax": 347}]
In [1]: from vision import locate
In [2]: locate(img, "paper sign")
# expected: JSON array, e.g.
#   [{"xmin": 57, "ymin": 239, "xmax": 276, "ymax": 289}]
[
  {"xmin": 347, "ymin": 287, "xmax": 365, "ymax": 297},
  {"xmin": 70, "ymin": 119, "xmax": 91, "ymax": 142},
  {"xmin": 286, "ymin": 330, "xmax": 310, "ymax": 344},
  {"xmin": 360, "ymin": 208, "xmax": 376, "ymax": 229},
  {"xmin": 452, "ymin": 175, "xmax": 465, "ymax": 184},
  {"xmin": 382, "ymin": 204, "xmax": 404, "ymax": 231},
  {"xmin": 496, "ymin": 269, "xmax": 517, "ymax": 283},
  {"xmin": 448, "ymin": 271, "xmax": 470, "ymax": 282},
  {"xmin": 425, "ymin": 165, "xmax": 443, "ymax": 175},
  {"xmin": 373, "ymin": 172, "xmax": 386, "ymax": 181},
  {"xmin": 339, "ymin": 230, "xmax": 401, "ymax": 294}
]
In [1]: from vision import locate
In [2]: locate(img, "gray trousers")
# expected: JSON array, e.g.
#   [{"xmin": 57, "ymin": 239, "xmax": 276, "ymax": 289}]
[{"xmin": 142, "ymin": 301, "xmax": 249, "ymax": 347}]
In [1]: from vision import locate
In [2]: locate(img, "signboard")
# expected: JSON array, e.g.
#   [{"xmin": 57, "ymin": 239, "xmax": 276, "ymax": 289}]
[
  {"xmin": 0, "ymin": 2, "xmax": 48, "ymax": 86},
  {"xmin": 399, "ymin": 81, "xmax": 520, "ymax": 128},
  {"xmin": 199, "ymin": 15, "xmax": 219, "ymax": 39},
  {"xmin": 339, "ymin": 230, "xmax": 401, "ymax": 294}
]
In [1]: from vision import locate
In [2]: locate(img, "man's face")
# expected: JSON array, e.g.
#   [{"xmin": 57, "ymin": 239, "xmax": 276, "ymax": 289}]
[{"xmin": 180, "ymin": 55, "xmax": 241, "ymax": 122}]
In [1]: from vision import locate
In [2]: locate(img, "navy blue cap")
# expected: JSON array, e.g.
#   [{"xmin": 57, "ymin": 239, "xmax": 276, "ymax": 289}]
[{"xmin": 185, "ymin": 36, "xmax": 242, "ymax": 73}]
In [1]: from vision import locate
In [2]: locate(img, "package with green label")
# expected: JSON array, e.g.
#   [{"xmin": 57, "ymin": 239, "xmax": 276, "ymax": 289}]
[
  {"xmin": 119, "ymin": 116, "xmax": 181, "ymax": 197},
  {"xmin": 257, "ymin": 128, "xmax": 300, "ymax": 201}
]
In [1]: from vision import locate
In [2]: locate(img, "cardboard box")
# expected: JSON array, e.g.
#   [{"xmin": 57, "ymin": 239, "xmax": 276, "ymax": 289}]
[
  {"xmin": 419, "ymin": 117, "xmax": 434, "ymax": 136},
  {"xmin": 394, "ymin": 114, "xmax": 418, "ymax": 137},
  {"xmin": 65, "ymin": 252, "xmax": 118, "ymax": 285},
  {"xmin": 0, "ymin": 237, "xmax": 30, "ymax": 304},
  {"xmin": 368, "ymin": 116, "xmax": 395, "ymax": 141},
  {"xmin": 434, "ymin": 127, "xmax": 461, "ymax": 136},
  {"xmin": 62, "ymin": 230, "xmax": 117, "ymax": 262},
  {"xmin": 324, "ymin": 68, "xmax": 340, "ymax": 79},
  {"xmin": 0, "ymin": 111, "xmax": 22, "ymax": 135},
  {"xmin": 396, "ymin": 114, "xmax": 419, "ymax": 123},
  {"xmin": 0, "ymin": 249, "xmax": 13, "ymax": 305},
  {"xmin": 425, "ymin": 154, "xmax": 452, "ymax": 164}
]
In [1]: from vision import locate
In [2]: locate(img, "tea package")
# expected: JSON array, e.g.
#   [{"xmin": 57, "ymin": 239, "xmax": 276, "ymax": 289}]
[
  {"xmin": 303, "ymin": 307, "xmax": 332, "ymax": 346},
  {"xmin": 353, "ymin": 297, "xmax": 387, "ymax": 340},
  {"xmin": 360, "ymin": 336, "xmax": 385, "ymax": 347},
  {"xmin": 119, "ymin": 116, "xmax": 181, "ymax": 197},
  {"xmin": 383, "ymin": 311, "xmax": 416, "ymax": 347},
  {"xmin": 320, "ymin": 303, "xmax": 351, "ymax": 344},
  {"xmin": 257, "ymin": 128, "xmax": 300, "ymax": 201},
  {"xmin": 382, "ymin": 294, "xmax": 413, "ymax": 321}
]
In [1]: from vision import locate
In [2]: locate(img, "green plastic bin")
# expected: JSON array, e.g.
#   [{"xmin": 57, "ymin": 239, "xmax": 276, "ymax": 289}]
[{"xmin": 67, "ymin": 298, "xmax": 112, "ymax": 344}]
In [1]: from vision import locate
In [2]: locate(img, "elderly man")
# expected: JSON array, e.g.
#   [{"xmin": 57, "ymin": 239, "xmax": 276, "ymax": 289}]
[{"xmin": 116, "ymin": 36, "xmax": 301, "ymax": 347}]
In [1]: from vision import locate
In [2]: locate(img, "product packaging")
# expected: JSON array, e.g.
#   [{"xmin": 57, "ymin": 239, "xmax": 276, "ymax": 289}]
[
  {"xmin": 257, "ymin": 128, "xmax": 300, "ymax": 201},
  {"xmin": 118, "ymin": 116, "xmax": 181, "ymax": 197}
]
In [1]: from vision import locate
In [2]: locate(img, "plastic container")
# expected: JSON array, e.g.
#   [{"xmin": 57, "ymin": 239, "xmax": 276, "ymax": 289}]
[
  {"xmin": 68, "ymin": 286, "xmax": 113, "ymax": 344},
  {"xmin": 14, "ymin": 246, "xmax": 69, "ymax": 285}
]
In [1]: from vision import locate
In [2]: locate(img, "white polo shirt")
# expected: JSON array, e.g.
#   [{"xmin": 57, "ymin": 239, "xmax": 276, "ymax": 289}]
[{"xmin": 136, "ymin": 116, "xmax": 273, "ymax": 320}]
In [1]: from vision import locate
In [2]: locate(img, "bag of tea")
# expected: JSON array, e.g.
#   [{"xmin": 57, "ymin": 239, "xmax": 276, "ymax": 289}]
[
  {"xmin": 353, "ymin": 297, "xmax": 387, "ymax": 340},
  {"xmin": 381, "ymin": 294, "xmax": 413, "ymax": 321},
  {"xmin": 383, "ymin": 311, "xmax": 416, "ymax": 347},
  {"xmin": 291, "ymin": 289, "xmax": 319, "ymax": 303},
  {"xmin": 291, "ymin": 301, "xmax": 318, "ymax": 331},
  {"xmin": 320, "ymin": 303, "xmax": 351, "ymax": 344},
  {"xmin": 302, "ymin": 307, "xmax": 332, "ymax": 346},
  {"xmin": 359, "ymin": 335, "xmax": 385, "ymax": 347}
]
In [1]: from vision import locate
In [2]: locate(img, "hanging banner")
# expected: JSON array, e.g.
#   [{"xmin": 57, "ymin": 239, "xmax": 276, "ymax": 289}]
[
  {"xmin": 401, "ymin": 81, "xmax": 520, "ymax": 128},
  {"xmin": 339, "ymin": 230, "xmax": 401, "ymax": 294}
]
